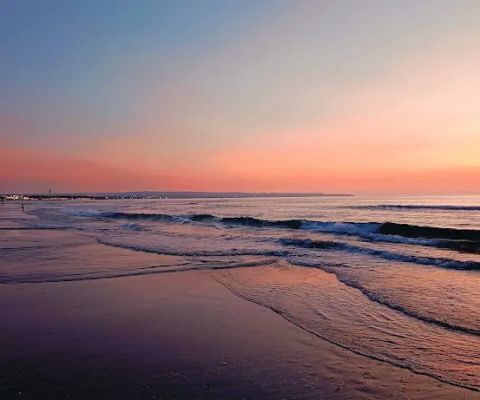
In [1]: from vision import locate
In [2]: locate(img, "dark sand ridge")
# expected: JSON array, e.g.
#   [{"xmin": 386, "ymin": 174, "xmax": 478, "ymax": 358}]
[{"xmin": 1, "ymin": 243, "xmax": 479, "ymax": 400}]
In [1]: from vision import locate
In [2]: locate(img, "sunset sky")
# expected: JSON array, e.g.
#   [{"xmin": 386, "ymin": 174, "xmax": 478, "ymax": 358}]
[{"xmin": 1, "ymin": 0, "xmax": 479, "ymax": 194}]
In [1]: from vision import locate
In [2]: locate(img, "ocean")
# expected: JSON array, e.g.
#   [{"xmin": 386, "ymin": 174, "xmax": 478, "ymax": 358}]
[{"xmin": 1, "ymin": 194, "xmax": 480, "ymax": 392}]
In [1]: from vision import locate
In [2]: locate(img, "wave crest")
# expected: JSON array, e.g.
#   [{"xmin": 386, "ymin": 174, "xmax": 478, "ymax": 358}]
[
  {"xmin": 66, "ymin": 209, "xmax": 480, "ymax": 252},
  {"xmin": 280, "ymin": 238, "xmax": 480, "ymax": 270},
  {"xmin": 352, "ymin": 204, "xmax": 480, "ymax": 211}
]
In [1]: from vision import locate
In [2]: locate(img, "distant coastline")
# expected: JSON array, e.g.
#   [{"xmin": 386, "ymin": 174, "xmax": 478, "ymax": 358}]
[{"xmin": 0, "ymin": 191, "xmax": 353, "ymax": 201}]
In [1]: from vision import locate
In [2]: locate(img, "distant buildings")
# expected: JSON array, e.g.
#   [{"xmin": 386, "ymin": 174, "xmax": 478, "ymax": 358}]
[{"xmin": 3, "ymin": 195, "xmax": 30, "ymax": 201}]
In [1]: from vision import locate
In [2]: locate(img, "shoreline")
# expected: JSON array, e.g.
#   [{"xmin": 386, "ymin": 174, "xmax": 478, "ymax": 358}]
[
  {"xmin": 214, "ymin": 270, "xmax": 480, "ymax": 394},
  {"xmin": 1, "ymin": 265, "xmax": 478, "ymax": 399}
]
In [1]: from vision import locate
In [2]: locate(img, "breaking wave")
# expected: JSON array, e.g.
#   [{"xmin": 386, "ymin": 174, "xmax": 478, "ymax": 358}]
[
  {"xmin": 97, "ymin": 238, "xmax": 288, "ymax": 258},
  {"xmin": 0, "ymin": 258, "xmax": 278, "ymax": 284},
  {"xmin": 280, "ymin": 238, "xmax": 480, "ymax": 270},
  {"xmin": 378, "ymin": 222, "xmax": 480, "ymax": 242},
  {"xmin": 69, "ymin": 209, "xmax": 480, "ymax": 253}
]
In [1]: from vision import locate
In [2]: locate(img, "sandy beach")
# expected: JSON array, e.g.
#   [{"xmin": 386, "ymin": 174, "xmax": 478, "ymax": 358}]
[{"xmin": 1, "ymin": 231, "xmax": 478, "ymax": 400}]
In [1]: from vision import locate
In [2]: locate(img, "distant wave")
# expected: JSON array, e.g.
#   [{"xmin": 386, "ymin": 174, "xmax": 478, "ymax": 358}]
[
  {"xmin": 64, "ymin": 209, "xmax": 188, "ymax": 224},
  {"xmin": 192, "ymin": 214, "xmax": 304, "ymax": 229},
  {"xmin": 280, "ymin": 238, "xmax": 480, "ymax": 270},
  {"xmin": 101, "ymin": 211, "xmax": 188, "ymax": 223},
  {"xmin": 378, "ymin": 222, "xmax": 480, "ymax": 242},
  {"xmin": 351, "ymin": 204, "xmax": 480, "ymax": 211},
  {"xmin": 67, "ymin": 209, "xmax": 480, "ymax": 252}
]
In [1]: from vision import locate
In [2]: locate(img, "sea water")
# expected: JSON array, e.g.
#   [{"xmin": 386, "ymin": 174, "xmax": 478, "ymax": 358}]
[{"xmin": 1, "ymin": 195, "xmax": 480, "ymax": 390}]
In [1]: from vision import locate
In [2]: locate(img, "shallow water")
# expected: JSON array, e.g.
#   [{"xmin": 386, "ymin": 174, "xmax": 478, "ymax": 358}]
[{"xmin": 2, "ymin": 195, "xmax": 480, "ymax": 390}]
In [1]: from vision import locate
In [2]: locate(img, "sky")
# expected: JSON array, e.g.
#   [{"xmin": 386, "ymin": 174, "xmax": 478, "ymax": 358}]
[{"xmin": 1, "ymin": 0, "xmax": 480, "ymax": 194}]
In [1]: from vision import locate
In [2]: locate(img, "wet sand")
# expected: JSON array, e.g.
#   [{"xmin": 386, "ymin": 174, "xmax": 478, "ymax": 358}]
[{"xmin": 1, "ymin": 261, "xmax": 478, "ymax": 399}]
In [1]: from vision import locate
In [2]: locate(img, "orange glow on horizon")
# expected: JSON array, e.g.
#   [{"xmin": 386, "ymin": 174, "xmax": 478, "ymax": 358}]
[{"xmin": 1, "ymin": 146, "xmax": 479, "ymax": 195}]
